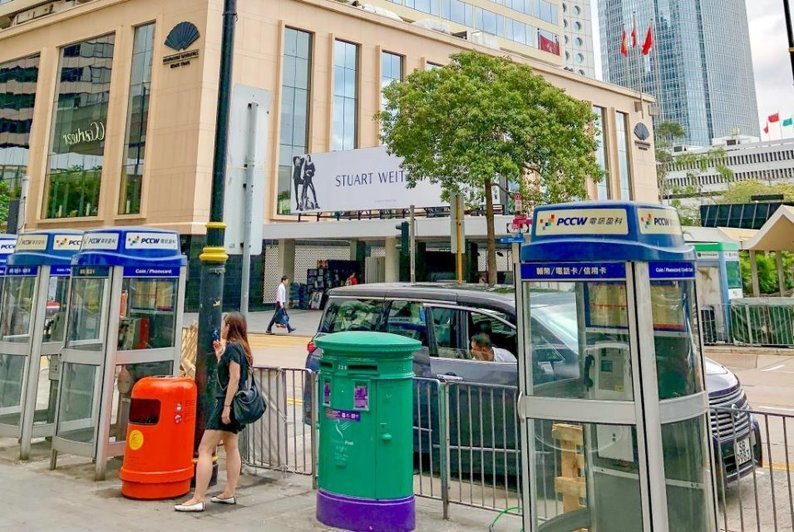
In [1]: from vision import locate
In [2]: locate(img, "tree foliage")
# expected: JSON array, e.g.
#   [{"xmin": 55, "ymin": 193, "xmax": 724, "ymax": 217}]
[
  {"xmin": 654, "ymin": 121, "xmax": 684, "ymax": 201},
  {"xmin": 718, "ymin": 180, "xmax": 794, "ymax": 204},
  {"xmin": 740, "ymin": 251, "xmax": 794, "ymax": 295},
  {"xmin": 377, "ymin": 51, "xmax": 602, "ymax": 284}
]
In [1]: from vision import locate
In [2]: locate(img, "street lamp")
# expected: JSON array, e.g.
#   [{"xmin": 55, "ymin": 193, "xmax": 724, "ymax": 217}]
[
  {"xmin": 786, "ymin": 0, "xmax": 794, "ymax": 82},
  {"xmin": 194, "ymin": 0, "xmax": 237, "ymax": 459}
]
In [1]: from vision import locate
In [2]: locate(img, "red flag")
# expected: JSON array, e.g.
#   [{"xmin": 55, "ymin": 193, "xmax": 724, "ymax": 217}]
[
  {"xmin": 764, "ymin": 121, "xmax": 769, "ymax": 134},
  {"xmin": 641, "ymin": 26, "xmax": 653, "ymax": 55},
  {"xmin": 631, "ymin": 23, "xmax": 638, "ymax": 48},
  {"xmin": 769, "ymin": 113, "xmax": 780, "ymax": 123},
  {"xmin": 620, "ymin": 30, "xmax": 628, "ymax": 56},
  {"xmin": 538, "ymin": 33, "xmax": 560, "ymax": 55}
]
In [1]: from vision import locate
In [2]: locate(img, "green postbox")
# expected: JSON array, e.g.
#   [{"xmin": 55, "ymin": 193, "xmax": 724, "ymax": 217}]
[{"xmin": 314, "ymin": 331, "xmax": 420, "ymax": 532}]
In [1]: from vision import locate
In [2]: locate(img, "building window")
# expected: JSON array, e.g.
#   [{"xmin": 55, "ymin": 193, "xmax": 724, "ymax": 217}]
[
  {"xmin": 44, "ymin": 34, "xmax": 115, "ymax": 219},
  {"xmin": 278, "ymin": 28, "xmax": 313, "ymax": 215},
  {"xmin": 119, "ymin": 23, "xmax": 155, "ymax": 215},
  {"xmin": 0, "ymin": 54, "xmax": 40, "ymax": 201},
  {"xmin": 616, "ymin": 111, "xmax": 632, "ymax": 200},
  {"xmin": 381, "ymin": 51, "xmax": 403, "ymax": 110},
  {"xmin": 333, "ymin": 40, "xmax": 358, "ymax": 151},
  {"xmin": 593, "ymin": 106, "xmax": 609, "ymax": 199}
]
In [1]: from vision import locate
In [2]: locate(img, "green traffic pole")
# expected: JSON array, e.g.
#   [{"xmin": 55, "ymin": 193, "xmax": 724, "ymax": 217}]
[{"xmin": 194, "ymin": 0, "xmax": 237, "ymax": 467}]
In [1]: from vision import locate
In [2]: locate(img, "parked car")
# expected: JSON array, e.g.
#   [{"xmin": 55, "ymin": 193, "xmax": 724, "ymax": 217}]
[{"xmin": 304, "ymin": 282, "xmax": 762, "ymax": 481}]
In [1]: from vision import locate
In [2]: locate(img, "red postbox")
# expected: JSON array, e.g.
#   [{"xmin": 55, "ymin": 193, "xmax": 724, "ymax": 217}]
[{"xmin": 120, "ymin": 376, "xmax": 197, "ymax": 499}]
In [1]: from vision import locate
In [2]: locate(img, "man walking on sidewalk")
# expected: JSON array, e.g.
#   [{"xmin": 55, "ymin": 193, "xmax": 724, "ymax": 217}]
[{"xmin": 266, "ymin": 275, "xmax": 295, "ymax": 334}]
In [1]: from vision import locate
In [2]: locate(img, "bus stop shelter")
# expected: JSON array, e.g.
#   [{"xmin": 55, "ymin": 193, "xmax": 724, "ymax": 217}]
[{"xmin": 742, "ymin": 205, "xmax": 794, "ymax": 296}]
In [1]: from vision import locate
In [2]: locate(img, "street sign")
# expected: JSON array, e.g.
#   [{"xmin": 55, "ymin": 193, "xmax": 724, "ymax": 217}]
[{"xmin": 499, "ymin": 235, "xmax": 525, "ymax": 244}]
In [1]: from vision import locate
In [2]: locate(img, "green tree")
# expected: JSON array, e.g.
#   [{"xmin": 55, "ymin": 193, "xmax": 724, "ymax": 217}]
[
  {"xmin": 0, "ymin": 180, "xmax": 11, "ymax": 227},
  {"xmin": 654, "ymin": 121, "xmax": 685, "ymax": 201},
  {"xmin": 718, "ymin": 180, "xmax": 794, "ymax": 204},
  {"xmin": 377, "ymin": 51, "xmax": 602, "ymax": 284}
]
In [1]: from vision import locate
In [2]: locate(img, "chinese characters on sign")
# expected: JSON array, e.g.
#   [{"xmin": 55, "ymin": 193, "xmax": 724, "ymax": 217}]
[{"xmin": 521, "ymin": 262, "xmax": 627, "ymax": 281}]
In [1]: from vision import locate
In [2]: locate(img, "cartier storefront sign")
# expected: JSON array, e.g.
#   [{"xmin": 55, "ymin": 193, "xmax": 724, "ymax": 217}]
[{"xmin": 61, "ymin": 121, "xmax": 106, "ymax": 147}]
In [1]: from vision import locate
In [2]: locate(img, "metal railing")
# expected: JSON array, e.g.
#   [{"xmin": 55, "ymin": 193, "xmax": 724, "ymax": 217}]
[
  {"xmin": 730, "ymin": 299, "xmax": 794, "ymax": 347},
  {"xmin": 241, "ymin": 369, "xmax": 794, "ymax": 531},
  {"xmin": 413, "ymin": 377, "xmax": 522, "ymax": 518},
  {"xmin": 713, "ymin": 405, "xmax": 794, "ymax": 532},
  {"xmin": 240, "ymin": 366, "xmax": 317, "ymax": 482}
]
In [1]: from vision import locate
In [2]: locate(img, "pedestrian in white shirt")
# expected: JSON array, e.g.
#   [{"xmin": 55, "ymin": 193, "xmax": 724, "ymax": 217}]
[{"xmin": 266, "ymin": 275, "xmax": 295, "ymax": 334}]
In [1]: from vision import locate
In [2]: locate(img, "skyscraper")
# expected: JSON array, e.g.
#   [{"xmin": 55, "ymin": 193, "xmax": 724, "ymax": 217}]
[
  {"xmin": 598, "ymin": 0, "xmax": 760, "ymax": 147},
  {"xmin": 562, "ymin": 0, "xmax": 596, "ymax": 78}
]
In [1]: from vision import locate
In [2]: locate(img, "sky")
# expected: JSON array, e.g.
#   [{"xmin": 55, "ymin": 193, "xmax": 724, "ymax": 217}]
[{"xmin": 592, "ymin": 0, "xmax": 794, "ymax": 138}]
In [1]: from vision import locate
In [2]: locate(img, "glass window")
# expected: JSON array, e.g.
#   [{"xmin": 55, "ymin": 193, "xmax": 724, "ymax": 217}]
[
  {"xmin": 118, "ymin": 277, "xmax": 177, "ymax": 350},
  {"xmin": 319, "ymin": 298, "xmax": 386, "ymax": 333},
  {"xmin": 531, "ymin": 419, "xmax": 644, "ymax": 530},
  {"xmin": 119, "ymin": 23, "xmax": 155, "ymax": 215},
  {"xmin": 467, "ymin": 311, "xmax": 517, "ymax": 362},
  {"xmin": 616, "ymin": 111, "xmax": 632, "ymax": 199},
  {"xmin": 277, "ymin": 28, "xmax": 313, "ymax": 215},
  {"xmin": 428, "ymin": 306, "xmax": 459, "ymax": 358},
  {"xmin": 0, "ymin": 54, "xmax": 39, "ymax": 207},
  {"xmin": 381, "ymin": 51, "xmax": 403, "ymax": 111},
  {"xmin": 333, "ymin": 40, "xmax": 359, "ymax": 152},
  {"xmin": 725, "ymin": 261, "xmax": 742, "ymax": 289},
  {"xmin": 661, "ymin": 416, "xmax": 715, "ymax": 531},
  {"xmin": 44, "ymin": 34, "xmax": 115, "ymax": 219},
  {"xmin": 0, "ymin": 275, "xmax": 37, "ymax": 340},
  {"xmin": 67, "ymin": 272, "xmax": 110, "ymax": 350},
  {"xmin": 650, "ymin": 280, "xmax": 704, "ymax": 399},
  {"xmin": 525, "ymin": 282, "xmax": 632, "ymax": 399},
  {"xmin": 44, "ymin": 276, "xmax": 70, "ymax": 343},
  {"xmin": 386, "ymin": 300, "xmax": 427, "ymax": 345}
]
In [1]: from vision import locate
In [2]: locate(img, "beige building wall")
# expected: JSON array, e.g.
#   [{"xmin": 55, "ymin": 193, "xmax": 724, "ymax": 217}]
[{"xmin": 0, "ymin": 0, "xmax": 657, "ymax": 236}]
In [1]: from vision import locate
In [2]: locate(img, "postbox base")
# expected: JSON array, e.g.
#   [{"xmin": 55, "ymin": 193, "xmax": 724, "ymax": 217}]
[
  {"xmin": 316, "ymin": 489, "xmax": 415, "ymax": 531},
  {"xmin": 121, "ymin": 479, "xmax": 191, "ymax": 500}
]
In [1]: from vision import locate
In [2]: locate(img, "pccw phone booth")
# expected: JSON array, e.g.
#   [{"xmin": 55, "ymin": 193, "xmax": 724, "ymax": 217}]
[
  {"xmin": 517, "ymin": 201, "xmax": 717, "ymax": 532},
  {"xmin": 0, "ymin": 231, "xmax": 82, "ymax": 460},
  {"xmin": 50, "ymin": 228, "xmax": 186, "ymax": 480}
]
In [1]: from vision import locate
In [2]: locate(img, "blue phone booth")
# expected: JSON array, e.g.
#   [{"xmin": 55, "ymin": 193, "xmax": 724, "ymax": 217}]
[
  {"xmin": 516, "ymin": 202, "xmax": 716, "ymax": 532},
  {"xmin": 0, "ymin": 231, "xmax": 82, "ymax": 460},
  {"xmin": 50, "ymin": 228, "xmax": 187, "ymax": 480}
]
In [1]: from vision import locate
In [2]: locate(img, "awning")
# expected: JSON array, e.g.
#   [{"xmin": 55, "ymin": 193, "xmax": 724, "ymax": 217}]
[{"xmin": 742, "ymin": 205, "xmax": 794, "ymax": 251}]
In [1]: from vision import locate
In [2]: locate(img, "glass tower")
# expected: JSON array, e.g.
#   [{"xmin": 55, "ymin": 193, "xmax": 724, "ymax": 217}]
[{"xmin": 598, "ymin": 0, "xmax": 759, "ymax": 147}]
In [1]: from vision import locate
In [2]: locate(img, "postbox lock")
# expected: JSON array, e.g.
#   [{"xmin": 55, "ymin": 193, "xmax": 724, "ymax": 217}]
[
  {"xmin": 174, "ymin": 414, "xmax": 183, "ymax": 424},
  {"xmin": 381, "ymin": 433, "xmax": 392, "ymax": 441},
  {"xmin": 175, "ymin": 403, "xmax": 183, "ymax": 412}
]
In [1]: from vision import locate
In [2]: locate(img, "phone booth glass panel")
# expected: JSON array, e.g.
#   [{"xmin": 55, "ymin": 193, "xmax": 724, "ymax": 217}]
[
  {"xmin": 517, "ymin": 202, "xmax": 716, "ymax": 532},
  {"xmin": 51, "ymin": 228, "xmax": 186, "ymax": 480}
]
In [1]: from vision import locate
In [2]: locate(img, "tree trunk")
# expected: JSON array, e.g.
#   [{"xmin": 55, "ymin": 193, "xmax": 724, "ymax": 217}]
[{"xmin": 485, "ymin": 181, "xmax": 497, "ymax": 286}]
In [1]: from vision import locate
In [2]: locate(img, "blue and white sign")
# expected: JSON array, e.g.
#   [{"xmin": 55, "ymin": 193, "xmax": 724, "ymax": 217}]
[
  {"xmin": 73, "ymin": 266, "xmax": 110, "ymax": 277},
  {"xmin": 7, "ymin": 266, "xmax": 39, "ymax": 276},
  {"xmin": 522, "ymin": 262, "xmax": 626, "ymax": 281},
  {"xmin": 0, "ymin": 239, "xmax": 16, "ymax": 255},
  {"xmin": 649, "ymin": 261, "xmax": 695, "ymax": 279},
  {"xmin": 534, "ymin": 207, "xmax": 629, "ymax": 236},
  {"xmin": 123, "ymin": 266, "xmax": 180, "ymax": 278},
  {"xmin": 124, "ymin": 232, "xmax": 179, "ymax": 251},
  {"xmin": 51, "ymin": 265, "xmax": 72, "ymax": 277},
  {"xmin": 82, "ymin": 233, "xmax": 119, "ymax": 251},
  {"xmin": 16, "ymin": 234, "xmax": 48, "ymax": 252}
]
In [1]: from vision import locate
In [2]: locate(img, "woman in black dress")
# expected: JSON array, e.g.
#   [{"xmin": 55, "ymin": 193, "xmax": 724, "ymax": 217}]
[{"xmin": 175, "ymin": 312, "xmax": 252, "ymax": 512}]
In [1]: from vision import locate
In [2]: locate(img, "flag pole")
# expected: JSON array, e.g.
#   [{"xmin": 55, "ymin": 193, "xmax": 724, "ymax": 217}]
[
  {"xmin": 635, "ymin": 13, "xmax": 645, "ymax": 118},
  {"xmin": 651, "ymin": 19, "xmax": 664, "ymax": 120}
]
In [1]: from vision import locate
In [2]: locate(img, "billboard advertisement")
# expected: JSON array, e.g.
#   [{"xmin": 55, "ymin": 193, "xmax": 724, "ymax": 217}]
[{"xmin": 289, "ymin": 146, "xmax": 444, "ymax": 213}]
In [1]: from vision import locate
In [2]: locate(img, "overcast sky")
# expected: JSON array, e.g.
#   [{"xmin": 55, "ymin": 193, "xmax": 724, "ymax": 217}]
[
  {"xmin": 747, "ymin": 0, "xmax": 794, "ymax": 135},
  {"xmin": 592, "ymin": 0, "xmax": 794, "ymax": 138}
]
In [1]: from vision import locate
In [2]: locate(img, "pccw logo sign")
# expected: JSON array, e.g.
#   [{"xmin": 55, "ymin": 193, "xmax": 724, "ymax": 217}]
[
  {"xmin": 535, "ymin": 208, "xmax": 629, "ymax": 236},
  {"xmin": 125, "ymin": 232, "xmax": 179, "ymax": 251},
  {"xmin": 637, "ymin": 208, "xmax": 681, "ymax": 235}
]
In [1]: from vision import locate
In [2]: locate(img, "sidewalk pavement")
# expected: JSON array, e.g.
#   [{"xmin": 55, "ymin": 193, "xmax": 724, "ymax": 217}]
[
  {"xmin": 0, "ymin": 439, "xmax": 521, "ymax": 531},
  {"xmin": 184, "ymin": 309, "xmax": 323, "ymax": 338}
]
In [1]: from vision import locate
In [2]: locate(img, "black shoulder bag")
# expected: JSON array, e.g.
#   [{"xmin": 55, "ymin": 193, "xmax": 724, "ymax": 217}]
[{"xmin": 219, "ymin": 344, "xmax": 267, "ymax": 425}]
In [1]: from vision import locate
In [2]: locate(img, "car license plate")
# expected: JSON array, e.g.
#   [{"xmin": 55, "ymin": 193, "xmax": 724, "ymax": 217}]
[{"xmin": 735, "ymin": 438, "xmax": 753, "ymax": 465}]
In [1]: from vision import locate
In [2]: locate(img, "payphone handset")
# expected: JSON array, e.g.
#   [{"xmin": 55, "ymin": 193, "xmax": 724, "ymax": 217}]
[{"xmin": 585, "ymin": 342, "xmax": 635, "ymax": 462}]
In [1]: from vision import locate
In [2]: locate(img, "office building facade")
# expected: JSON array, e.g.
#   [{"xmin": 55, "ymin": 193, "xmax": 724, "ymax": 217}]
[
  {"xmin": 562, "ymin": 0, "xmax": 596, "ymax": 77},
  {"xmin": 597, "ymin": 0, "xmax": 760, "ymax": 147},
  {"xmin": 1, "ymin": 0, "xmax": 659, "ymax": 308}
]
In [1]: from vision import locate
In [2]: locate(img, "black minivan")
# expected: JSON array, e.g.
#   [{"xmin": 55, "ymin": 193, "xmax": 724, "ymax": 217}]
[{"xmin": 305, "ymin": 282, "xmax": 762, "ymax": 482}]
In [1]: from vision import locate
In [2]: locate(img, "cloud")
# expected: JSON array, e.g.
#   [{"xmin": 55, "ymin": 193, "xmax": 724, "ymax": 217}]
[{"xmin": 747, "ymin": 0, "xmax": 794, "ymax": 132}]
